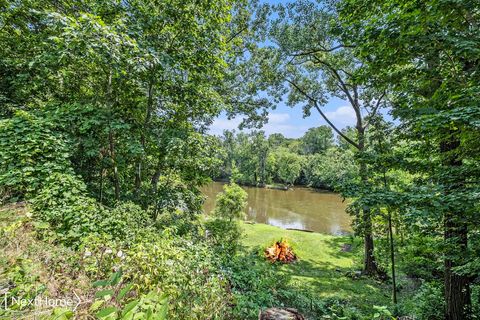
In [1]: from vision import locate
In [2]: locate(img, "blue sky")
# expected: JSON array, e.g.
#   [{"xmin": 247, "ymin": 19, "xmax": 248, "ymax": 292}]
[{"xmin": 208, "ymin": 97, "xmax": 358, "ymax": 138}]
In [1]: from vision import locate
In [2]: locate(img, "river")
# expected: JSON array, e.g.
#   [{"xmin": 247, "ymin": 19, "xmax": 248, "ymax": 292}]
[{"xmin": 201, "ymin": 182, "xmax": 352, "ymax": 235}]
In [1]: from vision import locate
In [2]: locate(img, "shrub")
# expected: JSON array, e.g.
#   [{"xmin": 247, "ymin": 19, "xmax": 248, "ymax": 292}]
[
  {"xmin": 31, "ymin": 173, "xmax": 103, "ymax": 246},
  {"xmin": 225, "ymin": 252, "xmax": 286, "ymax": 319},
  {"xmin": 205, "ymin": 218, "xmax": 242, "ymax": 255},
  {"xmin": 213, "ymin": 183, "xmax": 247, "ymax": 221},
  {"xmin": 400, "ymin": 235, "xmax": 442, "ymax": 281},
  {"xmin": 206, "ymin": 183, "xmax": 247, "ymax": 255},
  {"xmin": 413, "ymin": 282, "xmax": 444, "ymax": 320},
  {"xmin": 102, "ymin": 202, "xmax": 153, "ymax": 241},
  {"xmin": 0, "ymin": 111, "xmax": 73, "ymax": 199},
  {"xmin": 146, "ymin": 172, "xmax": 204, "ymax": 236},
  {"xmin": 123, "ymin": 236, "xmax": 230, "ymax": 320},
  {"xmin": 32, "ymin": 173, "xmax": 153, "ymax": 246}
]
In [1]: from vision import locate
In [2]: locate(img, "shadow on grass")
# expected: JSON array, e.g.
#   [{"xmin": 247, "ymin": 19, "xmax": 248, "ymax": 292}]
[{"xmin": 249, "ymin": 245, "xmax": 391, "ymax": 315}]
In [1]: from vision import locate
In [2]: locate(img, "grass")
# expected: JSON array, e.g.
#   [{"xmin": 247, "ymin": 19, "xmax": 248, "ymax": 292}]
[{"xmin": 241, "ymin": 222, "xmax": 392, "ymax": 313}]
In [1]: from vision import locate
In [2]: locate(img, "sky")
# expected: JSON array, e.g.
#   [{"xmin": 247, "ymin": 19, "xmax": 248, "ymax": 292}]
[{"xmin": 208, "ymin": 97, "xmax": 358, "ymax": 139}]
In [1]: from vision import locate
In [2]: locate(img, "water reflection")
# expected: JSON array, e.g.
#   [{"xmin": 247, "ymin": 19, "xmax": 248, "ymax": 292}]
[{"xmin": 201, "ymin": 182, "xmax": 352, "ymax": 235}]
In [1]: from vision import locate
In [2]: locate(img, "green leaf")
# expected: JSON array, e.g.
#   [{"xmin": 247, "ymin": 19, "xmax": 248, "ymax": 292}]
[
  {"xmin": 96, "ymin": 307, "xmax": 118, "ymax": 318},
  {"xmin": 109, "ymin": 270, "xmax": 122, "ymax": 286},
  {"xmin": 89, "ymin": 300, "xmax": 104, "ymax": 312},
  {"xmin": 95, "ymin": 289, "xmax": 114, "ymax": 298},
  {"xmin": 117, "ymin": 283, "xmax": 133, "ymax": 301},
  {"xmin": 93, "ymin": 280, "xmax": 109, "ymax": 288},
  {"xmin": 121, "ymin": 300, "xmax": 139, "ymax": 317}
]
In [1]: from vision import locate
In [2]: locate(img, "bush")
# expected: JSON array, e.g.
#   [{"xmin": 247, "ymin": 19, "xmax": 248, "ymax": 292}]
[
  {"xmin": 205, "ymin": 183, "xmax": 247, "ymax": 255},
  {"xmin": 205, "ymin": 219, "xmax": 242, "ymax": 255},
  {"xmin": 102, "ymin": 202, "xmax": 153, "ymax": 241},
  {"xmin": 31, "ymin": 173, "xmax": 103, "ymax": 246},
  {"xmin": 413, "ymin": 282, "xmax": 444, "ymax": 320},
  {"xmin": 32, "ymin": 173, "xmax": 153, "ymax": 246},
  {"xmin": 0, "ymin": 111, "xmax": 73, "ymax": 199},
  {"xmin": 123, "ymin": 236, "xmax": 230, "ymax": 320},
  {"xmin": 225, "ymin": 252, "xmax": 287, "ymax": 319},
  {"xmin": 400, "ymin": 235, "xmax": 442, "ymax": 280},
  {"xmin": 213, "ymin": 183, "xmax": 247, "ymax": 221}
]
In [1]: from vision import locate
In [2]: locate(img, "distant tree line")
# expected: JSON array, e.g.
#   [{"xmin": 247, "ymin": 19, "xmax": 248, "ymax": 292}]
[{"xmin": 211, "ymin": 125, "xmax": 358, "ymax": 190}]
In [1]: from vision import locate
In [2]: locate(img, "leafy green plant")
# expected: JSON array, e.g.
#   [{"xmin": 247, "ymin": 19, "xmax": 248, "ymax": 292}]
[
  {"xmin": 123, "ymin": 236, "xmax": 229, "ymax": 319},
  {"xmin": 213, "ymin": 183, "xmax": 247, "ymax": 221},
  {"xmin": 0, "ymin": 111, "xmax": 73, "ymax": 200},
  {"xmin": 32, "ymin": 174, "xmax": 154, "ymax": 246},
  {"xmin": 31, "ymin": 173, "xmax": 104, "ymax": 246},
  {"xmin": 206, "ymin": 182, "xmax": 248, "ymax": 255},
  {"xmin": 413, "ymin": 282, "xmax": 445, "ymax": 320},
  {"xmin": 91, "ymin": 271, "xmax": 168, "ymax": 320}
]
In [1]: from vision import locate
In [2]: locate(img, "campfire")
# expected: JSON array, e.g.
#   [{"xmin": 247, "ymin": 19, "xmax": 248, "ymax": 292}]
[{"xmin": 264, "ymin": 239, "xmax": 297, "ymax": 263}]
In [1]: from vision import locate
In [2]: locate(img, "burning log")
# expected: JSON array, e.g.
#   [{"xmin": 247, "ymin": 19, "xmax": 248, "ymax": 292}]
[{"xmin": 264, "ymin": 239, "xmax": 297, "ymax": 263}]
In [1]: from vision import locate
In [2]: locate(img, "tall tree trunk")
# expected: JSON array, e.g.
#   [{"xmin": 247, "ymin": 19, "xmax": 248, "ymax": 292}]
[
  {"xmin": 151, "ymin": 169, "xmax": 161, "ymax": 192},
  {"xmin": 388, "ymin": 211, "xmax": 397, "ymax": 304},
  {"xmin": 441, "ymin": 135, "xmax": 471, "ymax": 320},
  {"xmin": 135, "ymin": 80, "xmax": 155, "ymax": 194},
  {"xmin": 109, "ymin": 131, "xmax": 120, "ymax": 201},
  {"xmin": 444, "ymin": 217, "xmax": 470, "ymax": 320},
  {"xmin": 358, "ymin": 126, "xmax": 380, "ymax": 276}
]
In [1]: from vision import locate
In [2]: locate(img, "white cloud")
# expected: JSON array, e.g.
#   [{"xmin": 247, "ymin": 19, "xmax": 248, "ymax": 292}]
[
  {"xmin": 268, "ymin": 113, "xmax": 290, "ymax": 124},
  {"xmin": 208, "ymin": 106, "xmax": 357, "ymax": 138},
  {"xmin": 324, "ymin": 106, "xmax": 356, "ymax": 128},
  {"xmin": 208, "ymin": 117, "xmax": 243, "ymax": 136},
  {"xmin": 209, "ymin": 112, "xmax": 302, "ymax": 137}
]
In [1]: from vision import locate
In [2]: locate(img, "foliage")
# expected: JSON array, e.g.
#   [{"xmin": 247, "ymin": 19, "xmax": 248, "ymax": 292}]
[
  {"xmin": 214, "ymin": 128, "xmax": 348, "ymax": 189},
  {"xmin": 223, "ymin": 252, "xmax": 288, "ymax": 319},
  {"xmin": 205, "ymin": 218, "xmax": 243, "ymax": 255},
  {"xmin": 31, "ymin": 173, "xmax": 104, "ymax": 246},
  {"xmin": 213, "ymin": 183, "xmax": 248, "ymax": 221},
  {"xmin": 300, "ymin": 126, "xmax": 334, "ymax": 155},
  {"xmin": 3, "ymin": 0, "xmax": 479, "ymax": 318},
  {"xmin": 412, "ymin": 282, "xmax": 445, "ymax": 320},
  {"xmin": 123, "ymin": 237, "xmax": 230, "ymax": 320},
  {"xmin": 32, "ymin": 173, "xmax": 153, "ymax": 246},
  {"xmin": 273, "ymin": 148, "xmax": 304, "ymax": 186},
  {"xmin": 207, "ymin": 182, "xmax": 247, "ymax": 254},
  {"xmin": 0, "ymin": 111, "xmax": 73, "ymax": 199},
  {"xmin": 91, "ymin": 271, "xmax": 169, "ymax": 320},
  {"xmin": 304, "ymin": 148, "xmax": 357, "ymax": 190},
  {"xmin": 339, "ymin": 0, "xmax": 480, "ymax": 317}
]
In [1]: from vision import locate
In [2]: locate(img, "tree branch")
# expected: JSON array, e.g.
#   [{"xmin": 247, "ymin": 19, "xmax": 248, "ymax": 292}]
[
  {"xmin": 285, "ymin": 79, "xmax": 360, "ymax": 149},
  {"xmin": 310, "ymin": 56, "xmax": 357, "ymax": 108},
  {"xmin": 290, "ymin": 44, "xmax": 353, "ymax": 56},
  {"xmin": 363, "ymin": 91, "xmax": 386, "ymax": 129}
]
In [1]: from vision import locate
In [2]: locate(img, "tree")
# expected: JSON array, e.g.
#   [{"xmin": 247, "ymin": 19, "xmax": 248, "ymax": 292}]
[
  {"xmin": 240, "ymin": 0, "xmax": 386, "ymax": 275},
  {"xmin": 304, "ymin": 147, "xmax": 357, "ymax": 190},
  {"xmin": 339, "ymin": 0, "xmax": 480, "ymax": 318},
  {"xmin": 300, "ymin": 126, "xmax": 334, "ymax": 155},
  {"xmin": 274, "ymin": 148, "xmax": 304, "ymax": 187},
  {"xmin": 268, "ymin": 133, "xmax": 286, "ymax": 148},
  {"xmin": 0, "ymin": 0, "xmax": 234, "ymax": 210},
  {"xmin": 214, "ymin": 183, "xmax": 248, "ymax": 221}
]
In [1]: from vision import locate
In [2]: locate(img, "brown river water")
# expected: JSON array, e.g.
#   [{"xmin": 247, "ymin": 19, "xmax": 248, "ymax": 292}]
[{"xmin": 201, "ymin": 182, "xmax": 352, "ymax": 235}]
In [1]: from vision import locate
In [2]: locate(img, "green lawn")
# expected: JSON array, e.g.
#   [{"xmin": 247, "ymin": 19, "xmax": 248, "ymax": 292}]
[{"xmin": 241, "ymin": 223, "xmax": 392, "ymax": 312}]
